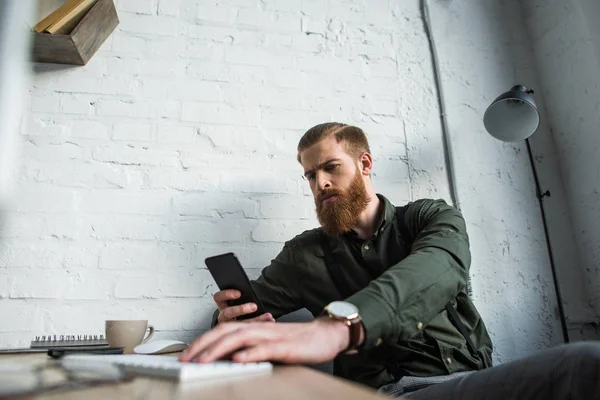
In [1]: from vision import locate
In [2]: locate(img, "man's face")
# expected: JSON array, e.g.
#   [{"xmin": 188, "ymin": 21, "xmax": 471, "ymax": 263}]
[{"xmin": 300, "ymin": 135, "xmax": 370, "ymax": 235}]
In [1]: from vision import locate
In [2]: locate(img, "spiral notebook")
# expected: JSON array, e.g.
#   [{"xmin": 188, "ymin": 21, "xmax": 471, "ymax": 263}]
[{"xmin": 30, "ymin": 334, "xmax": 109, "ymax": 348}]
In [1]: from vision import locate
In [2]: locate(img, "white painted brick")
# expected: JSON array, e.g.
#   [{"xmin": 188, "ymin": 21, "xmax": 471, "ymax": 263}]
[
  {"xmin": 0, "ymin": 214, "xmax": 45, "ymax": 240},
  {"xmin": 42, "ymin": 215, "xmax": 85, "ymax": 241},
  {"xmin": 252, "ymin": 220, "xmax": 317, "ymax": 242},
  {"xmin": 141, "ymin": 166, "xmax": 219, "ymax": 191},
  {"xmin": 261, "ymin": 108, "xmax": 329, "ymax": 130},
  {"xmin": 63, "ymin": 245, "xmax": 100, "ymax": 269},
  {"xmin": 20, "ymin": 140, "xmax": 84, "ymax": 163},
  {"xmin": 224, "ymin": 46, "xmax": 294, "ymax": 68},
  {"xmin": 114, "ymin": 270, "xmax": 213, "ymax": 299},
  {"xmin": 111, "ymin": 35, "xmax": 147, "ymax": 56},
  {"xmin": 117, "ymin": 0, "xmax": 157, "ymax": 15},
  {"xmin": 92, "ymin": 145, "xmax": 179, "ymax": 167},
  {"xmin": 185, "ymin": 39, "xmax": 225, "ymax": 61},
  {"xmin": 262, "ymin": 0, "xmax": 302, "ymax": 13},
  {"xmin": 96, "ymin": 99, "xmax": 137, "ymax": 117},
  {"xmin": 139, "ymin": 59, "xmax": 187, "ymax": 77},
  {"xmin": 104, "ymin": 57, "xmax": 141, "ymax": 76},
  {"xmin": 182, "ymin": 102, "xmax": 258, "ymax": 126},
  {"xmin": 156, "ymin": 125, "xmax": 195, "ymax": 143},
  {"xmin": 99, "ymin": 242, "xmax": 195, "ymax": 270},
  {"xmin": 236, "ymin": 9, "xmax": 300, "ymax": 32},
  {"xmin": 79, "ymin": 191, "xmax": 171, "ymax": 215},
  {"xmin": 172, "ymin": 193, "xmax": 258, "ymax": 218},
  {"xmin": 260, "ymin": 195, "xmax": 313, "ymax": 219},
  {"xmin": 158, "ymin": 0, "xmax": 185, "ymax": 17},
  {"xmin": 0, "ymin": 273, "xmax": 8, "ymax": 298},
  {"xmin": 68, "ymin": 120, "xmax": 110, "ymax": 139},
  {"xmin": 29, "ymin": 93, "xmax": 61, "ymax": 113},
  {"xmin": 166, "ymin": 80, "xmax": 220, "ymax": 102},
  {"xmin": 0, "ymin": 304, "xmax": 39, "ymax": 331},
  {"xmin": 0, "ymin": 241, "xmax": 63, "ymax": 269},
  {"xmin": 88, "ymin": 215, "xmax": 162, "ymax": 241},
  {"xmin": 66, "ymin": 273, "xmax": 112, "ymax": 300},
  {"xmin": 219, "ymin": 172, "xmax": 300, "ymax": 195},
  {"xmin": 118, "ymin": 13, "xmax": 178, "ymax": 36},
  {"xmin": 60, "ymin": 94, "xmax": 97, "ymax": 115},
  {"xmin": 40, "ymin": 303, "xmax": 108, "ymax": 333},
  {"xmin": 31, "ymin": 161, "xmax": 140, "ymax": 190},
  {"xmin": 22, "ymin": 114, "xmax": 69, "ymax": 137},
  {"xmin": 113, "ymin": 122, "xmax": 154, "ymax": 142},
  {"xmin": 10, "ymin": 270, "xmax": 70, "ymax": 299},
  {"xmin": 7, "ymin": 189, "xmax": 74, "ymax": 213},
  {"xmin": 196, "ymin": 5, "xmax": 238, "ymax": 24},
  {"xmin": 188, "ymin": 25, "xmax": 261, "ymax": 47},
  {"xmin": 162, "ymin": 219, "xmax": 255, "ymax": 243}
]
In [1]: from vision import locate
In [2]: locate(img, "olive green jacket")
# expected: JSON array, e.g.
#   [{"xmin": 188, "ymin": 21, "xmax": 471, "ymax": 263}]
[{"xmin": 216, "ymin": 195, "xmax": 493, "ymax": 388}]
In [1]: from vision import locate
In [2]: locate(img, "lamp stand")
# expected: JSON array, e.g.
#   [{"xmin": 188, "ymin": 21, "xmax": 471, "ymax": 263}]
[{"xmin": 525, "ymin": 138, "xmax": 570, "ymax": 343}]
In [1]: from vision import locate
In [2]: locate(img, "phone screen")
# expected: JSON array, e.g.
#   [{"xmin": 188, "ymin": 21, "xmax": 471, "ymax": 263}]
[{"xmin": 205, "ymin": 252, "xmax": 266, "ymax": 320}]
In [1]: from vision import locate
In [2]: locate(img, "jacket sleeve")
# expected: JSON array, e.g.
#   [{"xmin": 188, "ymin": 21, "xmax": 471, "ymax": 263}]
[
  {"xmin": 346, "ymin": 199, "xmax": 471, "ymax": 350},
  {"xmin": 210, "ymin": 242, "xmax": 304, "ymax": 328}
]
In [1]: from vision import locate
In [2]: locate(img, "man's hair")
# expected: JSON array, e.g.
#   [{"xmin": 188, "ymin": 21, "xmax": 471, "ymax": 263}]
[{"xmin": 296, "ymin": 122, "xmax": 371, "ymax": 163}]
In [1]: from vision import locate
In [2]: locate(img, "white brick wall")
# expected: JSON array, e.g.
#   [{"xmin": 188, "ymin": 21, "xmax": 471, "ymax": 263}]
[{"xmin": 0, "ymin": 0, "xmax": 574, "ymax": 361}]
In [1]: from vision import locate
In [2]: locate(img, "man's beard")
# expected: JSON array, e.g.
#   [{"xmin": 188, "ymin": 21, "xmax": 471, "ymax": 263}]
[{"xmin": 315, "ymin": 170, "xmax": 370, "ymax": 236}]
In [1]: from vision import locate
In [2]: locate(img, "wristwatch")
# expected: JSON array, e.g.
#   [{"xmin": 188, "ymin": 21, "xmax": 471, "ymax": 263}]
[{"xmin": 323, "ymin": 301, "xmax": 363, "ymax": 354}]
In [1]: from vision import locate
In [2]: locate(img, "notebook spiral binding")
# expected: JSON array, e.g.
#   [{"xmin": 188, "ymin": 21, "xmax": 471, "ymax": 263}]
[{"xmin": 30, "ymin": 334, "xmax": 109, "ymax": 348}]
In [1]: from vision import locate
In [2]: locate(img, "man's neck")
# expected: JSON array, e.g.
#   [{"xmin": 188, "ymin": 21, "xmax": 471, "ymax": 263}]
[{"xmin": 351, "ymin": 193, "xmax": 382, "ymax": 240}]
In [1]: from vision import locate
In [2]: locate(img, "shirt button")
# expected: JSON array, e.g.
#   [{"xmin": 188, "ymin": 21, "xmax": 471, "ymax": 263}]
[
  {"xmin": 375, "ymin": 338, "xmax": 383, "ymax": 346},
  {"xmin": 417, "ymin": 322, "xmax": 423, "ymax": 330},
  {"xmin": 446, "ymin": 357, "xmax": 452, "ymax": 364},
  {"xmin": 364, "ymin": 245, "xmax": 369, "ymax": 250}
]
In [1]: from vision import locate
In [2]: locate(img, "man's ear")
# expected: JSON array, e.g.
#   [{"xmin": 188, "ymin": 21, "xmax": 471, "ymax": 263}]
[{"xmin": 359, "ymin": 152, "xmax": 373, "ymax": 176}]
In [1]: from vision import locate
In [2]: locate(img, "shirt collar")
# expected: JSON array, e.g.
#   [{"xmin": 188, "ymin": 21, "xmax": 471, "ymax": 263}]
[{"xmin": 345, "ymin": 193, "xmax": 396, "ymax": 239}]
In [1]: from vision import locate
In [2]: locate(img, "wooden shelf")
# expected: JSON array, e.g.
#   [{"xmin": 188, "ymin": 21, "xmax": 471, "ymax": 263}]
[{"xmin": 31, "ymin": 0, "xmax": 119, "ymax": 66}]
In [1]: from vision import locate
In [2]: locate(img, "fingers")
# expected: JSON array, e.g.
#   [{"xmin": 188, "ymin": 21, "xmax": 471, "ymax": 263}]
[
  {"xmin": 232, "ymin": 342, "xmax": 290, "ymax": 363},
  {"xmin": 213, "ymin": 290, "xmax": 240, "ymax": 310},
  {"xmin": 180, "ymin": 322, "xmax": 242, "ymax": 362},
  {"xmin": 192, "ymin": 326, "xmax": 280, "ymax": 363},
  {"xmin": 249, "ymin": 313, "xmax": 275, "ymax": 323},
  {"xmin": 217, "ymin": 302, "xmax": 258, "ymax": 323}
]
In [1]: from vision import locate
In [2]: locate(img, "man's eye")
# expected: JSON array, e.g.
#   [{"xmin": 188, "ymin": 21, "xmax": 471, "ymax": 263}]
[
  {"xmin": 325, "ymin": 164, "xmax": 339, "ymax": 172},
  {"xmin": 306, "ymin": 173, "xmax": 316, "ymax": 181}
]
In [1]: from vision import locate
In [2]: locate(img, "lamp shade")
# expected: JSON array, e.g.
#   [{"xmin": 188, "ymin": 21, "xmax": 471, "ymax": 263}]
[{"xmin": 483, "ymin": 85, "xmax": 540, "ymax": 142}]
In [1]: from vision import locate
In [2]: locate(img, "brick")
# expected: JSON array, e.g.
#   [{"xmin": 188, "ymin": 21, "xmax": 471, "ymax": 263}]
[
  {"xmin": 260, "ymin": 195, "xmax": 313, "ymax": 219},
  {"xmin": 262, "ymin": 0, "xmax": 302, "ymax": 13},
  {"xmin": 224, "ymin": 46, "xmax": 294, "ymax": 68},
  {"xmin": 236, "ymin": 9, "xmax": 301, "ymax": 32},
  {"xmin": 113, "ymin": 122, "xmax": 155, "ymax": 142},
  {"xmin": 0, "ymin": 241, "xmax": 63, "ymax": 269},
  {"xmin": 162, "ymin": 219, "xmax": 255, "ymax": 243},
  {"xmin": 99, "ymin": 242, "xmax": 195, "ymax": 270},
  {"xmin": 40, "ymin": 303, "xmax": 110, "ymax": 333},
  {"xmin": 22, "ymin": 114, "xmax": 69, "ymax": 137},
  {"xmin": 185, "ymin": 39, "xmax": 225, "ymax": 61},
  {"xmin": 20, "ymin": 140, "xmax": 84, "ymax": 162},
  {"xmin": 63, "ymin": 245, "xmax": 100, "ymax": 269},
  {"xmin": 117, "ymin": 0, "xmax": 157, "ymax": 15},
  {"xmin": 104, "ymin": 57, "xmax": 141, "ymax": 76},
  {"xmin": 158, "ymin": 0, "xmax": 185, "ymax": 16},
  {"xmin": 7, "ymin": 188, "xmax": 75, "ymax": 213},
  {"xmin": 68, "ymin": 120, "xmax": 110, "ymax": 139},
  {"xmin": 88, "ymin": 215, "xmax": 162, "ymax": 241},
  {"xmin": 156, "ymin": 126, "xmax": 195, "ymax": 144},
  {"xmin": 0, "ymin": 304, "xmax": 39, "ymax": 331},
  {"xmin": 182, "ymin": 102, "xmax": 258, "ymax": 126},
  {"xmin": 166, "ymin": 80, "xmax": 220, "ymax": 102},
  {"xmin": 172, "ymin": 193, "xmax": 258, "ymax": 218},
  {"xmin": 261, "ymin": 108, "xmax": 329, "ymax": 130},
  {"xmin": 252, "ymin": 220, "xmax": 317, "ymax": 242},
  {"xmin": 141, "ymin": 166, "xmax": 219, "ymax": 191},
  {"xmin": 219, "ymin": 172, "xmax": 300, "ymax": 194},
  {"xmin": 114, "ymin": 270, "xmax": 214, "ymax": 299},
  {"xmin": 196, "ymin": 5, "xmax": 238, "ymax": 24},
  {"xmin": 0, "ymin": 273, "xmax": 8, "ymax": 298},
  {"xmin": 0, "ymin": 214, "xmax": 44, "ymax": 240},
  {"xmin": 66, "ymin": 272, "xmax": 112, "ymax": 300},
  {"xmin": 139, "ymin": 59, "xmax": 187, "ymax": 77},
  {"xmin": 29, "ymin": 93, "xmax": 61, "ymax": 113},
  {"xmin": 188, "ymin": 25, "xmax": 260, "ymax": 47},
  {"xmin": 42, "ymin": 215, "xmax": 85, "ymax": 240},
  {"xmin": 80, "ymin": 191, "xmax": 171, "ymax": 215},
  {"xmin": 92, "ymin": 145, "xmax": 179, "ymax": 167},
  {"xmin": 60, "ymin": 94, "xmax": 97, "ymax": 115},
  {"xmin": 31, "ymin": 161, "xmax": 139, "ymax": 190},
  {"xmin": 10, "ymin": 270, "xmax": 70, "ymax": 299},
  {"xmin": 118, "ymin": 13, "xmax": 178, "ymax": 36},
  {"xmin": 96, "ymin": 99, "xmax": 137, "ymax": 117}
]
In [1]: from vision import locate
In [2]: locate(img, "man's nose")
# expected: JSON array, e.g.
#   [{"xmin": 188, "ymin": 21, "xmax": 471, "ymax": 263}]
[{"xmin": 315, "ymin": 172, "xmax": 331, "ymax": 191}]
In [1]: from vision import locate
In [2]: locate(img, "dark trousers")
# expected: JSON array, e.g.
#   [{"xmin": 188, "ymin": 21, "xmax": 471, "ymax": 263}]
[{"xmin": 381, "ymin": 341, "xmax": 600, "ymax": 400}]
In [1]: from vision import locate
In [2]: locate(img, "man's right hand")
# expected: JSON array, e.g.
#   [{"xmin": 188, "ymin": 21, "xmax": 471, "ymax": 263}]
[{"xmin": 214, "ymin": 289, "xmax": 275, "ymax": 323}]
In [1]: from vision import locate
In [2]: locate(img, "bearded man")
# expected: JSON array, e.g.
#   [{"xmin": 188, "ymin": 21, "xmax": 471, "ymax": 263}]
[{"xmin": 181, "ymin": 123, "xmax": 600, "ymax": 400}]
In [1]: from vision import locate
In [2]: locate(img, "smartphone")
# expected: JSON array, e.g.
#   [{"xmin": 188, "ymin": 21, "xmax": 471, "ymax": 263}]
[{"xmin": 205, "ymin": 252, "xmax": 266, "ymax": 320}]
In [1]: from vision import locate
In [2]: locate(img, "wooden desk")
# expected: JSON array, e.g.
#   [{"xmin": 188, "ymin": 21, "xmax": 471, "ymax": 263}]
[{"xmin": 0, "ymin": 353, "xmax": 391, "ymax": 399}]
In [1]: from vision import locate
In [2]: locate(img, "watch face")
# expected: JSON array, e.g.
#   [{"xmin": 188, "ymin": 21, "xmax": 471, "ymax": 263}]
[{"xmin": 328, "ymin": 301, "xmax": 359, "ymax": 318}]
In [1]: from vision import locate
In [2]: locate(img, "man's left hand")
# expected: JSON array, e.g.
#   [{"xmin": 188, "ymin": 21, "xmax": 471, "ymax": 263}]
[{"xmin": 179, "ymin": 317, "xmax": 351, "ymax": 364}]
